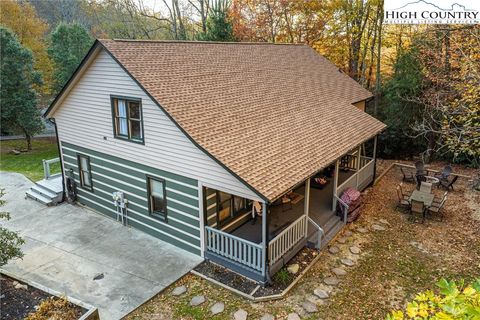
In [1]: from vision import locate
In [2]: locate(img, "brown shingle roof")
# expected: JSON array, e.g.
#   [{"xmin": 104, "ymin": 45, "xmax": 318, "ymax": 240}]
[{"xmin": 99, "ymin": 39, "xmax": 386, "ymax": 202}]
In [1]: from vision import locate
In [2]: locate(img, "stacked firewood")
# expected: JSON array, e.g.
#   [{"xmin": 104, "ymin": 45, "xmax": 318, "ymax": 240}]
[{"xmin": 339, "ymin": 187, "xmax": 363, "ymax": 223}]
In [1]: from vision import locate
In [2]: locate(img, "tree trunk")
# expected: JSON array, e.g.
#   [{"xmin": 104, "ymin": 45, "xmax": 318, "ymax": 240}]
[
  {"xmin": 25, "ymin": 134, "xmax": 32, "ymax": 151},
  {"xmin": 373, "ymin": 0, "xmax": 384, "ymax": 117}
]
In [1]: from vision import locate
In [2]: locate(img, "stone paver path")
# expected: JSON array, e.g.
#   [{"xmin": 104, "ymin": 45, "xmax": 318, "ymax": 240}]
[
  {"xmin": 171, "ymin": 285, "xmax": 186, "ymax": 296},
  {"xmin": 372, "ymin": 224, "xmax": 386, "ymax": 231},
  {"xmin": 260, "ymin": 314, "xmax": 275, "ymax": 320},
  {"xmin": 357, "ymin": 227, "xmax": 368, "ymax": 233},
  {"xmin": 350, "ymin": 246, "xmax": 361, "ymax": 254},
  {"xmin": 314, "ymin": 288, "xmax": 329, "ymax": 299},
  {"xmin": 189, "ymin": 295, "xmax": 205, "ymax": 306},
  {"xmin": 210, "ymin": 302, "xmax": 224, "ymax": 315},
  {"xmin": 341, "ymin": 258, "xmax": 355, "ymax": 267},
  {"xmin": 328, "ymin": 246, "xmax": 340, "ymax": 254},
  {"xmin": 287, "ymin": 313, "xmax": 301, "ymax": 320},
  {"xmin": 324, "ymin": 277, "xmax": 340, "ymax": 286},
  {"xmin": 332, "ymin": 267, "xmax": 347, "ymax": 276},
  {"xmin": 302, "ymin": 301, "xmax": 318, "ymax": 313},
  {"xmin": 234, "ymin": 309, "xmax": 248, "ymax": 320}
]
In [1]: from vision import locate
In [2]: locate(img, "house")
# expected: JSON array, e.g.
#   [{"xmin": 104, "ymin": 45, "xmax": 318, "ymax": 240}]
[{"xmin": 44, "ymin": 39, "xmax": 386, "ymax": 284}]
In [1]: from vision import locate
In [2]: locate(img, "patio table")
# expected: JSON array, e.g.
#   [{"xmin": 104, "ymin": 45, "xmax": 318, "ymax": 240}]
[{"xmin": 409, "ymin": 190, "xmax": 435, "ymax": 207}]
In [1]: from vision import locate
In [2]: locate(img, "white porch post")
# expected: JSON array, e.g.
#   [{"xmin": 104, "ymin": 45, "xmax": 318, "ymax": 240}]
[
  {"xmin": 356, "ymin": 145, "xmax": 362, "ymax": 188},
  {"xmin": 373, "ymin": 135, "xmax": 378, "ymax": 159},
  {"xmin": 304, "ymin": 179, "xmax": 310, "ymax": 237},
  {"xmin": 262, "ymin": 201, "xmax": 268, "ymax": 279},
  {"xmin": 332, "ymin": 159, "xmax": 340, "ymax": 211}
]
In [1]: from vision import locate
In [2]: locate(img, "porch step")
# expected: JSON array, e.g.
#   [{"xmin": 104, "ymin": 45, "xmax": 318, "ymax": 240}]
[
  {"xmin": 25, "ymin": 189, "xmax": 54, "ymax": 206},
  {"xmin": 307, "ymin": 215, "xmax": 344, "ymax": 249},
  {"xmin": 25, "ymin": 176, "xmax": 63, "ymax": 206}
]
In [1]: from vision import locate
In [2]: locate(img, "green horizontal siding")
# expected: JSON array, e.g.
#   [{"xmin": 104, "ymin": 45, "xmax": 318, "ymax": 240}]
[{"xmin": 62, "ymin": 141, "xmax": 201, "ymax": 256}]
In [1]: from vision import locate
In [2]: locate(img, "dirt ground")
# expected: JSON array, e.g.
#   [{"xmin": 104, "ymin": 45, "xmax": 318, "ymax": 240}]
[{"xmin": 125, "ymin": 161, "xmax": 480, "ymax": 320}]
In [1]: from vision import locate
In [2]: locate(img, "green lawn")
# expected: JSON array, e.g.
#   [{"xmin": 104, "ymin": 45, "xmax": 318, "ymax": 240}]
[{"xmin": 0, "ymin": 138, "xmax": 60, "ymax": 181}]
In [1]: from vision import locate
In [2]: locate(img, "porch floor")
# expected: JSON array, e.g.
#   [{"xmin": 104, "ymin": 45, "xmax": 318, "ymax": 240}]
[{"xmin": 230, "ymin": 170, "xmax": 355, "ymax": 244}]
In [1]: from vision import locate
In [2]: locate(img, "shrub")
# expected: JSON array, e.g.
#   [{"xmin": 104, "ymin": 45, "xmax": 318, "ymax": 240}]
[
  {"xmin": 386, "ymin": 278, "xmax": 480, "ymax": 320},
  {"xmin": 26, "ymin": 296, "xmax": 79, "ymax": 320},
  {"xmin": 0, "ymin": 190, "xmax": 24, "ymax": 266},
  {"xmin": 273, "ymin": 268, "xmax": 293, "ymax": 286}
]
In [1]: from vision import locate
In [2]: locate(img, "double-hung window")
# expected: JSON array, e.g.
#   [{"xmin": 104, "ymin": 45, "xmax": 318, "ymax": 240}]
[
  {"xmin": 77, "ymin": 154, "xmax": 93, "ymax": 191},
  {"xmin": 147, "ymin": 176, "xmax": 167, "ymax": 220},
  {"xmin": 111, "ymin": 96, "xmax": 143, "ymax": 143}
]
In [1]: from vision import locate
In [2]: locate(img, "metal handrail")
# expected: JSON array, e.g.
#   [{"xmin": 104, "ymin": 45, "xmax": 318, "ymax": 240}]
[
  {"xmin": 308, "ymin": 217, "xmax": 324, "ymax": 249},
  {"xmin": 334, "ymin": 194, "xmax": 350, "ymax": 223},
  {"xmin": 43, "ymin": 157, "xmax": 60, "ymax": 180}
]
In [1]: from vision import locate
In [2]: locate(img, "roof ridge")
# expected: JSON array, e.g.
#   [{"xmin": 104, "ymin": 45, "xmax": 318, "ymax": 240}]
[{"xmin": 100, "ymin": 38, "xmax": 307, "ymax": 46}]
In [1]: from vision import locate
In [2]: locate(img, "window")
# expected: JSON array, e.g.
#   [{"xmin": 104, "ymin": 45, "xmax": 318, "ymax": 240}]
[
  {"xmin": 216, "ymin": 191, "xmax": 249, "ymax": 226},
  {"xmin": 77, "ymin": 154, "xmax": 93, "ymax": 191},
  {"xmin": 111, "ymin": 97, "xmax": 143, "ymax": 143},
  {"xmin": 147, "ymin": 177, "xmax": 167, "ymax": 220}
]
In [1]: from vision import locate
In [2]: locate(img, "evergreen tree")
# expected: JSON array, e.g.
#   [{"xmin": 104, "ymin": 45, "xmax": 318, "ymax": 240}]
[
  {"xmin": 377, "ymin": 47, "xmax": 426, "ymax": 158},
  {"xmin": 48, "ymin": 23, "xmax": 93, "ymax": 92},
  {"xmin": 0, "ymin": 27, "xmax": 44, "ymax": 151},
  {"xmin": 198, "ymin": 0, "xmax": 235, "ymax": 42}
]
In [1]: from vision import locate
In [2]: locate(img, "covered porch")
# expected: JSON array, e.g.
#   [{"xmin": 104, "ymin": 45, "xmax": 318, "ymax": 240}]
[{"xmin": 203, "ymin": 137, "xmax": 377, "ymax": 283}]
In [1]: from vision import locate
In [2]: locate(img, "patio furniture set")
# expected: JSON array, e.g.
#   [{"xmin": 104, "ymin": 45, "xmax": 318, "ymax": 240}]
[{"xmin": 397, "ymin": 163, "xmax": 456, "ymax": 222}]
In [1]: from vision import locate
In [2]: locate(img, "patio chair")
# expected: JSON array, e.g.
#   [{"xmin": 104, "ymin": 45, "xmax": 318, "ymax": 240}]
[
  {"xmin": 399, "ymin": 182, "xmax": 411, "ymax": 198},
  {"xmin": 415, "ymin": 161, "xmax": 428, "ymax": 175},
  {"xmin": 433, "ymin": 191, "xmax": 448, "ymax": 205},
  {"xmin": 400, "ymin": 167, "xmax": 415, "ymax": 183},
  {"xmin": 434, "ymin": 165, "xmax": 452, "ymax": 181},
  {"xmin": 438, "ymin": 175, "xmax": 458, "ymax": 191},
  {"xmin": 427, "ymin": 196, "xmax": 447, "ymax": 221},
  {"xmin": 419, "ymin": 181, "xmax": 433, "ymax": 194},
  {"xmin": 410, "ymin": 199, "xmax": 426, "ymax": 223},
  {"xmin": 396, "ymin": 186, "xmax": 410, "ymax": 211},
  {"xmin": 416, "ymin": 174, "xmax": 427, "ymax": 190}
]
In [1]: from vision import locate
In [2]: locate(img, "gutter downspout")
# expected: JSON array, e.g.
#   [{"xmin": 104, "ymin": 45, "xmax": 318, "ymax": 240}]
[{"xmin": 47, "ymin": 118, "xmax": 66, "ymax": 202}]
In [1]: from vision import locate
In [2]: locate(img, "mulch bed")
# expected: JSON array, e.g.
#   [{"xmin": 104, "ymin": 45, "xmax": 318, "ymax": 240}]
[
  {"xmin": 0, "ymin": 274, "xmax": 84, "ymax": 320},
  {"xmin": 194, "ymin": 247, "xmax": 319, "ymax": 298},
  {"xmin": 254, "ymin": 247, "xmax": 318, "ymax": 297},
  {"xmin": 193, "ymin": 261, "xmax": 258, "ymax": 295}
]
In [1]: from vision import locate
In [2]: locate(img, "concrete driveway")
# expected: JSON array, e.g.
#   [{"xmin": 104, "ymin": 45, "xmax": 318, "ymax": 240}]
[{"xmin": 0, "ymin": 172, "xmax": 202, "ymax": 319}]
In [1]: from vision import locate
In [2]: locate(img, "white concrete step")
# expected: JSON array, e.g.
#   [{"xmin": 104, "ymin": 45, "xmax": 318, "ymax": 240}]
[
  {"xmin": 31, "ymin": 185, "xmax": 58, "ymax": 199},
  {"xmin": 36, "ymin": 176, "xmax": 63, "ymax": 194},
  {"xmin": 26, "ymin": 189, "xmax": 53, "ymax": 206}
]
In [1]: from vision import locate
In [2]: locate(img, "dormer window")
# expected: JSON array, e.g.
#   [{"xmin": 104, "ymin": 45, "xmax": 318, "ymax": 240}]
[{"xmin": 111, "ymin": 96, "xmax": 144, "ymax": 143}]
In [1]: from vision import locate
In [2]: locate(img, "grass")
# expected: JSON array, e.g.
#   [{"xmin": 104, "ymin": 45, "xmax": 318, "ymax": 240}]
[{"xmin": 0, "ymin": 138, "xmax": 59, "ymax": 181}]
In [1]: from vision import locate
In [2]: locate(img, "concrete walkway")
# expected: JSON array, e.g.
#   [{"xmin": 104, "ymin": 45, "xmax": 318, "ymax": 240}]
[{"xmin": 0, "ymin": 172, "xmax": 202, "ymax": 320}]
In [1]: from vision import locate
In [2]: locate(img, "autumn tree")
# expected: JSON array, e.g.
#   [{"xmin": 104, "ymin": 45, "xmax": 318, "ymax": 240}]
[
  {"xmin": 48, "ymin": 23, "xmax": 93, "ymax": 93},
  {"xmin": 0, "ymin": 27, "xmax": 44, "ymax": 150},
  {"xmin": 0, "ymin": 0, "xmax": 55, "ymax": 98}
]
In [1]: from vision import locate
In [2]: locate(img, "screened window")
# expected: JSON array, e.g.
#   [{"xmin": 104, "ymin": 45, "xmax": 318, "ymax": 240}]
[
  {"xmin": 77, "ymin": 154, "xmax": 92, "ymax": 191},
  {"xmin": 112, "ymin": 97, "xmax": 143, "ymax": 142},
  {"xmin": 148, "ymin": 177, "xmax": 166, "ymax": 220},
  {"xmin": 216, "ymin": 191, "xmax": 249, "ymax": 226}
]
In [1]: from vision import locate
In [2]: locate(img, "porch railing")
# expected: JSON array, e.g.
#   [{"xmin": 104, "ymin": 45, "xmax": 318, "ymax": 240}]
[
  {"xmin": 334, "ymin": 195, "xmax": 350, "ymax": 223},
  {"xmin": 268, "ymin": 214, "xmax": 308, "ymax": 266},
  {"xmin": 357, "ymin": 157, "xmax": 375, "ymax": 189},
  {"xmin": 205, "ymin": 226, "xmax": 264, "ymax": 272},
  {"xmin": 340, "ymin": 154, "xmax": 358, "ymax": 170},
  {"xmin": 43, "ymin": 157, "xmax": 61, "ymax": 180}
]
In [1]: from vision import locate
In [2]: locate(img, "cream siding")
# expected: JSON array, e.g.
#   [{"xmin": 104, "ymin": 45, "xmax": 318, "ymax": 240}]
[{"xmin": 53, "ymin": 49, "xmax": 262, "ymax": 202}]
